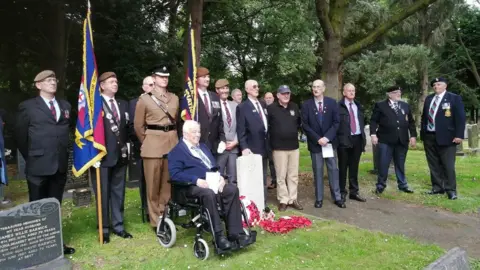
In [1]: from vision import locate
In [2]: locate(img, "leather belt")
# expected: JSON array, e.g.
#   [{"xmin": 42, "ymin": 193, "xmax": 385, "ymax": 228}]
[
  {"xmin": 425, "ymin": 131, "xmax": 436, "ymax": 134},
  {"xmin": 146, "ymin": 124, "xmax": 176, "ymax": 132}
]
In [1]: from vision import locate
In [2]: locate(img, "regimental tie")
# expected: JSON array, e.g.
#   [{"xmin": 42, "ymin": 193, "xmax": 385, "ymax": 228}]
[
  {"xmin": 192, "ymin": 146, "xmax": 212, "ymax": 169},
  {"xmin": 223, "ymin": 101, "xmax": 232, "ymax": 127},
  {"xmin": 203, "ymin": 93, "xmax": 210, "ymax": 116},
  {"xmin": 256, "ymin": 102, "xmax": 265, "ymax": 126},
  {"xmin": 49, "ymin": 101, "xmax": 57, "ymax": 121},
  {"xmin": 349, "ymin": 102, "xmax": 356, "ymax": 134},
  {"xmin": 392, "ymin": 102, "xmax": 399, "ymax": 115},
  {"xmin": 109, "ymin": 99, "xmax": 119, "ymax": 122},
  {"xmin": 318, "ymin": 101, "xmax": 323, "ymax": 122},
  {"xmin": 428, "ymin": 96, "xmax": 439, "ymax": 130}
]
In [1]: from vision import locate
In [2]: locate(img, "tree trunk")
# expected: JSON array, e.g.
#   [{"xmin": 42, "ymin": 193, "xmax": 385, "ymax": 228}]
[
  {"xmin": 319, "ymin": 38, "xmax": 343, "ymax": 99},
  {"xmin": 416, "ymin": 8, "xmax": 430, "ymax": 123},
  {"xmin": 167, "ymin": 0, "xmax": 181, "ymax": 40},
  {"xmin": 50, "ymin": 0, "xmax": 66, "ymax": 98},
  {"xmin": 189, "ymin": 0, "xmax": 203, "ymax": 64}
]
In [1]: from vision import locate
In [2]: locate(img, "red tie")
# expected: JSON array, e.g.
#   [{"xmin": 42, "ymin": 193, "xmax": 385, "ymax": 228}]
[
  {"xmin": 223, "ymin": 101, "xmax": 232, "ymax": 127},
  {"xmin": 109, "ymin": 99, "xmax": 119, "ymax": 122},
  {"xmin": 203, "ymin": 93, "xmax": 210, "ymax": 116},
  {"xmin": 349, "ymin": 102, "xmax": 357, "ymax": 134},
  {"xmin": 49, "ymin": 101, "xmax": 57, "ymax": 120}
]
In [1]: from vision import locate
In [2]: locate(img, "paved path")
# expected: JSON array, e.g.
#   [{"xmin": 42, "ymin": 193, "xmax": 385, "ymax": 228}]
[{"xmin": 267, "ymin": 183, "xmax": 480, "ymax": 258}]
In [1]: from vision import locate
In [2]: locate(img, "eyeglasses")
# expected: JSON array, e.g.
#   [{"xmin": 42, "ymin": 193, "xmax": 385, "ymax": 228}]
[
  {"xmin": 253, "ymin": 85, "xmax": 259, "ymax": 89},
  {"xmin": 144, "ymin": 83, "xmax": 154, "ymax": 87},
  {"xmin": 43, "ymin": 78, "xmax": 59, "ymax": 84}
]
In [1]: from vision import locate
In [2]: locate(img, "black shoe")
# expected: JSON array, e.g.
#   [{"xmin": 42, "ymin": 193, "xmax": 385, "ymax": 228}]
[
  {"xmin": 375, "ymin": 188, "xmax": 384, "ymax": 194},
  {"xmin": 341, "ymin": 193, "xmax": 347, "ymax": 203},
  {"xmin": 399, "ymin": 187, "xmax": 414, "ymax": 193},
  {"xmin": 103, "ymin": 234, "xmax": 110, "ymax": 244},
  {"xmin": 314, "ymin": 200, "xmax": 323, "ymax": 208},
  {"xmin": 334, "ymin": 200, "xmax": 346, "ymax": 208},
  {"xmin": 349, "ymin": 193, "xmax": 366, "ymax": 202},
  {"xmin": 229, "ymin": 234, "xmax": 250, "ymax": 247},
  {"xmin": 426, "ymin": 190, "xmax": 445, "ymax": 195},
  {"xmin": 447, "ymin": 191, "xmax": 458, "ymax": 200},
  {"xmin": 63, "ymin": 245, "xmax": 75, "ymax": 255},
  {"xmin": 216, "ymin": 235, "xmax": 232, "ymax": 250},
  {"xmin": 113, "ymin": 230, "xmax": 133, "ymax": 239}
]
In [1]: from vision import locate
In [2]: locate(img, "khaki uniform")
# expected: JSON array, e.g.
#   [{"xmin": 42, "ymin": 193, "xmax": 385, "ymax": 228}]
[{"xmin": 134, "ymin": 90, "xmax": 179, "ymax": 227}]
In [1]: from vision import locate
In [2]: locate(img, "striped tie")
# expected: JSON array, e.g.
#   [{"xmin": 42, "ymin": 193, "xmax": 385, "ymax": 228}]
[
  {"xmin": 192, "ymin": 146, "xmax": 212, "ymax": 169},
  {"xmin": 428, "ymin": 96, "xmax": 439, "ymax": 130}
]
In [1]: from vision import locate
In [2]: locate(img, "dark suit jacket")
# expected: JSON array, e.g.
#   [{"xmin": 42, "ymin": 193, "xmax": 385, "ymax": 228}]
[
  {"xmin": 197, "ymin": 91, "xmax": 225, "ymax": 154},
  {"xmin": 0, "ymin": 112, "xmax": 7, "ymax": 184},
  {"xmin": 337, "ymin": 98, "xmax": 366, "ymax": 150},
  {"xmin": 370, "ymin": 99, "xmax": 417, "ymax": 146},
  {"xmin": 100, "ymin": 97, "xmax": 129, "ymax": 167},
  {"xmin": 301, "ymin": 97, "xmax": 339, "ymax": 152},
  {"xmin": 236, "ymin": 99, "xmax": 268, "ymax": 156},
  {"xmin": 420, "ymin": 91, "xmax": 466, "ymax": 146},
  {"xmin": 168, "ymin": 140, "xmax": 216, "ymax": 185},
  {"xmin": 15, "ymin": 96, "xmax": 71, "ymax": 177}
]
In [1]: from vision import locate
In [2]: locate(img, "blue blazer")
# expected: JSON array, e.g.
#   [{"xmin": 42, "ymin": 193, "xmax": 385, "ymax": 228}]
[
  {"xmin": 0, "ymin": 113, "xmax": 7, "ymax": 185},
  {"xmin": 236, "ymin": 99, "xmax": 268, "ymax": 156},
  {"xmin": 168, "ymin": 140, "xmax": 217, "ymax": 185},
  {"xmin": 301, "ymin": 97, "xmax": 340, "ymax": 152},
  {"xmin": 420, "ymin": 91, "xmax": 466, "ymax": 146}
]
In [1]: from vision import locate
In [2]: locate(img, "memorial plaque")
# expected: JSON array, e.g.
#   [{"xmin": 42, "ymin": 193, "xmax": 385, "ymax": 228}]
[
  {"xmin": 0, "ymin": 198, "xmax": 71, "ymax": 270},
  {"xmin": 237, "ymin": 154, "xmax": 265, "ymax": 212}
]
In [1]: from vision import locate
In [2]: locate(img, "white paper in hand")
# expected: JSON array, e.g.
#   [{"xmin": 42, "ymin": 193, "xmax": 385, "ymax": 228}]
[
  {"xmin": 217, "ymin": 141, "xmax": 226, "ymax": 154},
  {"xmin": 322, "ymin": 143, "xmax": 334, "ymax": 158},
  {"xmin": 206, "ymin": 172, "xmax": 221, "ymax": 194}
]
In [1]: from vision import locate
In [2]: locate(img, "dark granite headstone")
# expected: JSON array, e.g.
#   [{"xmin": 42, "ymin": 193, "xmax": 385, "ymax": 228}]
[
  {"xmin": 16, "ymin": 149, "xmax": 26, "ymax": 180},
  {"xmin": 0, "ymin": 198, "xmax": 72, "ymax": 270},
  {"xmin": 128, "ymin": 158, "xmax": 142, "ymax": 183},
  {"xmin": 65, "ymin": 145, "xmax": 89, "ymax": 190}
]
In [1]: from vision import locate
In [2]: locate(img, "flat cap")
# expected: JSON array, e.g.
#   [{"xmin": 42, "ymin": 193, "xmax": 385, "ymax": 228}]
[
  {"xmin": 197, "ymin": 67, "xmax": 209, "ymax": 77},
  {"xmin": 215, "ymin": 79, "xmax": 229, "ymax": 88},
  {"xmin": 34, "ymin": 70, "xmax": 55, "ymax": 82},
  {"xmin": 430, "ymin": 77, "xmax": 447, "ymax": 87},
  {"xmin": 277, "ymin": 85, "xmax": 291, "ymax": 94},
  {"xmin": 151, "ymin": 64, "xmax": 170, "ymax": 77},
  {"xmin": 99, "ymin": 72, "xmax": 116, "ymax": 82},
  {"xmin": 386, "ymin": 86, "xmax": 402, "ymax": 93}
]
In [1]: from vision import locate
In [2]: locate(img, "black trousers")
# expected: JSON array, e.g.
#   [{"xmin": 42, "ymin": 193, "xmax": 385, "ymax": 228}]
[
  {"xmin": 267, "ymin": 150, "xmax": 276, "ymax": 184},
  {"xmin": 91, "ymin": 164, "xmax": 127, "ymax": 234},
  {"xmin": 27, "ymin": 171, "xmax": 67, "ymax": 203},
  {"xmin": 337, "ymin": 135, "xmax": 363, "ymax": 195},
  {"xmin": 187, "ymin": 183, "xmax": 243, "ymax": 236},
  {"xmin": 423, "ymin": 133, "xmax": 457, "ymax": 192}
]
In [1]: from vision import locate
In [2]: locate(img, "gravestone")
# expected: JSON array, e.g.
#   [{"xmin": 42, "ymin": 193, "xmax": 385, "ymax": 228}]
[
  {"xmin": 0, "ymin": 198, "xmax": 72, "ymax": 270},
  {"xmin": 467, "ymin": 124, "xmax": 479, "ymax": 150},
  {"xmin": 237, "ymin": 154, "xmax": 265, "ymax": 212},
  {"xmin": 16, "ymin": 149, "xmax": 26, "ymax": 180},
  {"xmin": 425, "ymin": 247, "xmax": 470, "ymax": 270},
  {"xmin": 65, "ymin": 145, "xmax": 89, "ymax": 190}
]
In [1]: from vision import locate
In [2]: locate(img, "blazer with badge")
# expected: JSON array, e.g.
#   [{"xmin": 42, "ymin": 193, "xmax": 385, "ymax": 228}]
[
  {"xmin": 15, "ymin": 96, "xmax": 71, "ymax": 176},
  {"xmin": 236, "ymin": 99, "xmax": 269, "ymax": 156},
  {"xmin": 337, "ymin": 98, "xmax": 366, "ymax": 150},
  {"xmin": 420, "ymin": 92, "xmax": 466, "ymax": 146},
  {"xmin": 370, "ymin": 99, "xmax": 416, "ymax": 146},
  {"xmin": 301, "ymin": 96, "xmax": 340, "ymax": 153},
  {"xmin": 101, "ymin": 97, "xmax": 129, "ymax": 167},
  {"xmin": 197, "ymin": 91, "xmax": 226, "ymax": 154}
]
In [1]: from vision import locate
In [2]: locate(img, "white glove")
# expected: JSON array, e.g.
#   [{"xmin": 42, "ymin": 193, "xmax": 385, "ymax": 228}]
[{"xmin": 93, "ymin": 161, "xmax": 101, "ymax": 168}]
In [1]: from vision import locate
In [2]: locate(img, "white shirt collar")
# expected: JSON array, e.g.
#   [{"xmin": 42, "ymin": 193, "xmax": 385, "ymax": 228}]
[
  {"xmin": 198, "ymin": 89, "xmax": 208, "ymax": 95},
  {"xmin": 183, "ymin": 138, "xmax": 198, "ymax": 149},
  {"xmin": 102, "ymin": 94, "xmax": 115, "ymax": 101},
  {"xmin": 389, "ymin": 99, "xmax": 398, "ymax": 105},
  {"xmin": 41, "ymin": 96, "xmax": 56, "ymax": 104},
  {"xmin": 248, "ymin": 96, "xmax": 259, "ymax": 104},
  {"xmin": 314, "ymin": 96, "xmax": 324, "ymax": 104},
  {"xmin": 435, "ymin": 90, "xmax": 447, "ymax": 100}
]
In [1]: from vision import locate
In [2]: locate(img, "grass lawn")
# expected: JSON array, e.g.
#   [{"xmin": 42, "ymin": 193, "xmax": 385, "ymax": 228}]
[
  {"xmin": 4, "ymin": 181, "xmax": 444, "ymax": 270},
  {"xmin": 299, "ymin": 143, "xmax": 480, "ymax": 214}
]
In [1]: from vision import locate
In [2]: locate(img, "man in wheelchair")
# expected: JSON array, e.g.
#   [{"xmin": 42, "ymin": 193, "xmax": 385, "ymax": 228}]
[{"xmin": 168, "ymin": 120, "xmax": 250, "ymax": 250}]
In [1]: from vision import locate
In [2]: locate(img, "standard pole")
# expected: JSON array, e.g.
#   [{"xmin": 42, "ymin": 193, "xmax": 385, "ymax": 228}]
[{"xmin": 96, "ymin": 167, "xmax": 103, "ymax": 244}]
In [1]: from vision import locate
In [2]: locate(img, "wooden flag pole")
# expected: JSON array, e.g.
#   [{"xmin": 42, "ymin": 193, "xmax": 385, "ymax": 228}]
[{"xmin": 96, "ymin": 167, "xmax": 103, "ymax": 244}]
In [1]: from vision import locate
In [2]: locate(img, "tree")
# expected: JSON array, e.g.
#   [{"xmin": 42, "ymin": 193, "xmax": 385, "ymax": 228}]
[{"xmin": 315, "ymin": 0, "xmax": 439, "ymax": 99}]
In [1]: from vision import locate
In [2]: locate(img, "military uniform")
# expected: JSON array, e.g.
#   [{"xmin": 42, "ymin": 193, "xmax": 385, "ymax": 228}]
[{"xmin": 134, "ymin": 65, "xmax": 179, "ymax": 227}]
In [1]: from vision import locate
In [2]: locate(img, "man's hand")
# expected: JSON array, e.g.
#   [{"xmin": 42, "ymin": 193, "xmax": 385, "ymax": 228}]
[
  {"xmin": 196, "ymin": 179, "xmax": 209, "ymax": 188},
  {"xmin": 93, "ymin": 161, "xmax": 101, "ymax": 168},
  {"xmin": 371, "ymin": 135, "xmax": 378, "ymax": 145},
  {"xmin": 409, "ymin": 137, "xmax": 417, "ymax": 148},
  {"xmin": 242, "ymin": 148, "xmax": 252, "ymax": 155},
  {"xmin": 453, "ymin": 138, "xmax": 463, "ymax": 144},
  {"xmin": 318, "ymin": 137, "xmax": 329, "ymax": 146},
  {"xmin": 226, "ymin": 141, "xmax": 238, "ymax": 151},
  {"xmin": 218, "ymin": 176, "xmax": 226, "ymax": 193}
]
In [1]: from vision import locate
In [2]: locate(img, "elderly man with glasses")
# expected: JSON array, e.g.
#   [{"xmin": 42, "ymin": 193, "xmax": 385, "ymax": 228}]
[{"xmin": 370, "ymin": 86, "xmax": 416, "ymax": 194}]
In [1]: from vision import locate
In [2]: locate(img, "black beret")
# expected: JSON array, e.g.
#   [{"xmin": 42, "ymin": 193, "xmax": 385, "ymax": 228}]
[
  {"xmin": 430, "ymin": 77, "xmax": 447, "ymax": 87},
  {"xmin": 386, "ymin": 86, "xmax": 402, "ymax": 93}
]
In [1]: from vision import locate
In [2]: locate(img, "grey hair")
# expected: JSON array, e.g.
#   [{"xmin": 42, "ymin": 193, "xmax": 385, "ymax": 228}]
[
  {"xmin": 182, "ymin": 120, "xmax": 200, "ymax": 135},
  {"xmin": 231, "ymin": 88, "xmax": 242, "ymax": 95}
]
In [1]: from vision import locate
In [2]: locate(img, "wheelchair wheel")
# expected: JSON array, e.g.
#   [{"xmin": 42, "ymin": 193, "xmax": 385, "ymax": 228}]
[
  {"xmin": 193, "ymin": 238, "xmax": 209, "ymax": 260},
  {"xmin": 157, "ymin": 218, "xmax": 176, "ymax": 248}
]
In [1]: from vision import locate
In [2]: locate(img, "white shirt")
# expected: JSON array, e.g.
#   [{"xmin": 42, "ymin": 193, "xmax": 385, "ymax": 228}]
[
  {"xmin": 220, "ymin": 99, "xmax": 232, "ymax": 123},
  {"xmin": 102, "ymin": 94, "xmax": 121, "ymax": 120},
  {"xmin": 344, "ymin": 99, "xmax": 361, "ymax": 135},
  {"xmin": 248, "ymin": 97, "xmax": 268, "ymax": 131},
  {"xmin": 427, "ymin": 90, "xmax": 447, "ymax": 131},
  {"xmin": 41, "ymin": 96, "xmax": 60, "ymax": 121},
  {"xmin": 198, "ymin": 89, "xmax": 211, "ymax": 115}
]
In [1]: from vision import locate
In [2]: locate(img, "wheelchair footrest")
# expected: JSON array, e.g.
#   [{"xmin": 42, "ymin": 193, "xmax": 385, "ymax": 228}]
[{"xmin": 215, "ymin": 231, "xmax": 257, "ymax": 255}]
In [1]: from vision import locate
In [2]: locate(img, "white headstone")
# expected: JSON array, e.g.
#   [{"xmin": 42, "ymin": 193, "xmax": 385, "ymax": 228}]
[{"xmin": 236, "ymin": 154, "xmax": 265, "ymax": 212}]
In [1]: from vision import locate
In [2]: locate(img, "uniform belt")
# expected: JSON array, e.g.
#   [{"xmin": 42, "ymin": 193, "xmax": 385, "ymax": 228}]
[
  {"xmin": 146, "ymin": 124, "xmax": 176, "ymax": 131},
  {"xmin": 425, "ymin": 131, "xmax": 436, "ymax": 134}
]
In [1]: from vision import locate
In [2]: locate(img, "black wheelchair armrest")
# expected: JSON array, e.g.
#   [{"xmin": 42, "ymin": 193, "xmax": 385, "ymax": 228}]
[{"xmin": 169, "ymin": 180, "xmax": 194, "ymax": 186}]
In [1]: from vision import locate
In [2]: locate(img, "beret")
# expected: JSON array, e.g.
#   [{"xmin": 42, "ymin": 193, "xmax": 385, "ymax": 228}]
[
  {"xmin": 215, "ymin": 79, "xmax": 229, "ymax": 88},
  {"xmin": 386, "ymin": 86, "xmax": 401, "ymax": 93},
  {"xmin": 197, "ymin": 67, "xmax": 209, "ymax": 77},
  {"xmin": 34, "ymin": 70, "xmax": 55, "ymax": 82},
  {"xmin": 430, "ymin": 77, "xmax": 447, "ymax": 87},
  {"xmin": 99, "ymin": 72, "xmax": 116, "ymax": 82}
]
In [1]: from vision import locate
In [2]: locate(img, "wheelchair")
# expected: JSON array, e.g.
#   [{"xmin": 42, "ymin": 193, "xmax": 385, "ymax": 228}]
[{"xmin": 155, "ymin": 181, "xmax": 257, "ymax": 260}]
